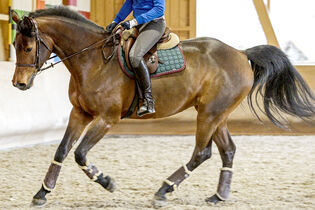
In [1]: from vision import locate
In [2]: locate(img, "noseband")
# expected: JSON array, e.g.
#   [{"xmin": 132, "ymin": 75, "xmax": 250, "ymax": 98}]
[{"xmin": 15, "ymin": 18, "xmax": 52, "ymax": 74}]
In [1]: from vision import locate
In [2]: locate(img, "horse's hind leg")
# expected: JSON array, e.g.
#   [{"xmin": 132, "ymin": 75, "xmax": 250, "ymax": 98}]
[
  {"xmin": 153, "ymin": 76, "xmax": 249, "ymax": 207},
  {"xmin": 73, "ymin": 116, "xmax": 117, "ymax": 192},
  {"xmin": 32, "ymin": 107, "xmax": 92, "ymax": 206},
  {"xmin": 153, "ymin": 110, "xmax": 219, "ymax": 206},
  {"xmin": 205, "ymin": 122, "xmax": 236, "ymax": 204}
]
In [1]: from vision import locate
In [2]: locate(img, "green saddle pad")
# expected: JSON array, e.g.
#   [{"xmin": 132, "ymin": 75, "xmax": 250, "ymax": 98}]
[{"xmin": 118, "ymin": 44, "xmax": 186, "ymax": 79}]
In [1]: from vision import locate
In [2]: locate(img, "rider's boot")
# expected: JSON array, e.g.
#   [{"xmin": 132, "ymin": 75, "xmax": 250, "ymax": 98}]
[{"xmin": 134, "ymin": 59, "xmax": 155, "ymax": 117}]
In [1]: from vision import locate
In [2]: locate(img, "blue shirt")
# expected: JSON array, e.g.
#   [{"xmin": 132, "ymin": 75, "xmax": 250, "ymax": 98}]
[{"xmin": 114, "ymin": 0, "xmax": 165, "ymax": 25}]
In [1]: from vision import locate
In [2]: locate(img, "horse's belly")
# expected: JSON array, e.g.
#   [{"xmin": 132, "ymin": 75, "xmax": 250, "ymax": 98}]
[{"xmin": 130, "ymin": 67, "xmax": 203, "ymax": 119}]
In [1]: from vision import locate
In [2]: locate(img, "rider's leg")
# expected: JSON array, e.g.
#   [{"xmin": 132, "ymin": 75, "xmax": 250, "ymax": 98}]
[{"xmin": 130, "ymin": 18, "xmax": 166, "ymax": 117}]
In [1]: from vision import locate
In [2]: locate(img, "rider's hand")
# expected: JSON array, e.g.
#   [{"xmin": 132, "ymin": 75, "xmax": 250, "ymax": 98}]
[
  {"xmin": 121, "ymin": 19, "xmax": 138, "ymax": 30},
  {"xmin": 106, "ymin": 21, "xmax": 118, "ymax": 33}
]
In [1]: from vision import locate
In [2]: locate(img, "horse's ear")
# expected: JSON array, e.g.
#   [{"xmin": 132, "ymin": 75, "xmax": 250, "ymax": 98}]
[
  {"xmin": 17, "ymin": 16, "xmax": 35, "ymax": 37},
  {"xmin": 11, "ymin": 10, "xmax": 20, "ymax": 23},
  {"xmin": 23, "ymin": 17, "xmax": 34, "ymax": 31},
  {"xmin": 22, "ymin": 16, "xmax": 36, "ymax": 36}
]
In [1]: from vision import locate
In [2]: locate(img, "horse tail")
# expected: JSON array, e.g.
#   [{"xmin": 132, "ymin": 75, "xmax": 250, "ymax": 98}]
[{"xmin": 244, "ymin": 45, "xmax": 315, "ymax": 128}]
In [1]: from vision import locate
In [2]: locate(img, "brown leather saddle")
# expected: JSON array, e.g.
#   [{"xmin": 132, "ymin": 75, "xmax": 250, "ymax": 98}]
[{"xmin": 121, "ymin": 27, "xmax": 172, "ymax": 74}]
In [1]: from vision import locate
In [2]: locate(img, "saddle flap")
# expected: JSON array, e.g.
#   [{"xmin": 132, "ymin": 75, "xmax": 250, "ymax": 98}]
[
  {"xmin": 122, "ymin": 28, "xmax": 158, "ymax": 74},
  {"xmin": 122, "ymin": 28, "xmax": 139, "ymax": 70},
  {"xmin": 144, "ymin": 46, "xmax": 158, "ymax": 74}
]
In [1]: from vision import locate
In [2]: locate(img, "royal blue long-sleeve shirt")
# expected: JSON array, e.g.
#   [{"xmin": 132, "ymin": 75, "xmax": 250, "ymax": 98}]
[{"xmin": 114, "ymin": 0, "xmax": 165, "ymax": 25}]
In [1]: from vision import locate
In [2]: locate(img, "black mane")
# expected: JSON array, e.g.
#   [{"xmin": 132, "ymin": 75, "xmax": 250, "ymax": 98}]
[{"xmin": 29, "ymin": 6, "xmax": 105, "ymax": 32}]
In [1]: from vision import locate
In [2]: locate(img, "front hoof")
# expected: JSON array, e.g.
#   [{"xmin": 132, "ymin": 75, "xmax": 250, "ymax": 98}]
[
  {"xmin": 152, "ymin": 194, "xmax": 167, "ymax": 208},
  {"xmin": 205, "ymin": 194, "xmax": 223, "ymax": 204},
  {"xmin": 31, "ymin": 198, "xmax": 47, "ymax": 207},
  {"xmin": 105, "ymin": 176, "xmax": 116, "ymax": 193}
]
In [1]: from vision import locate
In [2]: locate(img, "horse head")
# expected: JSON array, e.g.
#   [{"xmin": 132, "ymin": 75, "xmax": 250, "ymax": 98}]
[{"xmin": 11, "ymin": 10, "xmax": 53, "ymax": 90}]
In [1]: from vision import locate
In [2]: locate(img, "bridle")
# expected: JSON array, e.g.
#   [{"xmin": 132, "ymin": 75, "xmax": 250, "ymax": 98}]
[
  {"xmin": 15, "ymin": 18, "xmax": 52, "ymax": 73},
  {"xmin": 15, "ymin": 17, "xmax": 120, "ymax": 75}
]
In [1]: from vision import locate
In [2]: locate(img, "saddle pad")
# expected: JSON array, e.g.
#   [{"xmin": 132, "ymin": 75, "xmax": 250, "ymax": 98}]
[{"xmin": 118, "ymin": 43, "xmax": 186, "ymax": 79}]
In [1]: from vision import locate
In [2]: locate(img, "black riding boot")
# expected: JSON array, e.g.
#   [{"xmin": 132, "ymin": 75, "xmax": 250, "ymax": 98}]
[{"xmin": 134, "ymin": 59, "xmax": 155, "ymax": 117}]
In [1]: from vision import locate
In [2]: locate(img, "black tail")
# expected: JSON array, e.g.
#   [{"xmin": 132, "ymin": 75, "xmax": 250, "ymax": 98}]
[{"xmin": 245, "ymin": 45, "xmax": 315, "ymax": 128}]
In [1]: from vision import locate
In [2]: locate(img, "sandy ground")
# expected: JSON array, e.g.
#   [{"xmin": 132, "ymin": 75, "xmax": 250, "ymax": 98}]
[{"xmin": 0, "ymin": 135, "xmax": 314, "ymax": 210}]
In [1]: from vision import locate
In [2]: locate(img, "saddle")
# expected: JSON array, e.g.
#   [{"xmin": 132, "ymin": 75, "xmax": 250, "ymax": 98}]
[{"xmin": 121, "ymin": 27, "xmax": 180, "ymax": 74}]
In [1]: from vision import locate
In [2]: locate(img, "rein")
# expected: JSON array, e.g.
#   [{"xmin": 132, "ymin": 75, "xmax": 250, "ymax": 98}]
[
  {"xmin": 16, "ymin": 17, "xmax": 119, "ymax": 75},
  {"xmin": 40, "ymin": 35, "xmax": 115, "ymax": 72}
]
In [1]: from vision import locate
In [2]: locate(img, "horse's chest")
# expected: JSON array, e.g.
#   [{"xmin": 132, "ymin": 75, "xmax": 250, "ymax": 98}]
[{"xmin": 69, "ymin": 86, "xmax": 97, "ymax": 115}]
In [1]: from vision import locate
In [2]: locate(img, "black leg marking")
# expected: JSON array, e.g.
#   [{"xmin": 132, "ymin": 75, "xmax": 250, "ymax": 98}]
[
  {"xmin": 154, "ymin": 182, "xmax": 175, "ymax": 201},
  {"xmin": 32, "ymin": 186, "xmax": 50, "ymax": 206},
  {"xmin": 205, "ymin": 194, "xmax": 223, "ymax": 204}
]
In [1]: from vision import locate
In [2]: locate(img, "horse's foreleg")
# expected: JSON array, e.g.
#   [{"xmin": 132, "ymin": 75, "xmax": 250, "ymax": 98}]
[
  {"xmin": 206, "ymin": 123, "xmax": 236, "ymax": 204},
  {"xmin": 153, "ymin": 114, "xmax": 217, "ymax": 206},
  {"xmin": 32, "ymin": 108, "xmax": 92, "ymax": 206},
  {"xmin": 74, "ymin": 117, "xmax": 116, "ymax": 193}
]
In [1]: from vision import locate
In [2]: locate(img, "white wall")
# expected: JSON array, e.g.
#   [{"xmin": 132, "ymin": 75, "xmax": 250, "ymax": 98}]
[
  {"xmin": 269, "ymin": 0, "xmax": 315, "ymax": 61},
  {"xmin": 12, "ymin": 0, "xmax": 33, "ymax": 11},
  {"xmin": 196, "ymin": 0, "xmax": 315, "ymax": 61},
  {"xmin": 0, "ymin": 62, "xmax": 71, "ymax": 149},
  {"xmin": 196, "ymin": 0, "xmax": 267, "ymax": 49}
]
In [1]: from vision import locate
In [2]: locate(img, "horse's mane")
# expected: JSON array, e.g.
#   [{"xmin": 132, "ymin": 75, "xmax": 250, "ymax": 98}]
[{"xmin": 29, "ymin": 6, "xmax": 105, "ymax": 33}]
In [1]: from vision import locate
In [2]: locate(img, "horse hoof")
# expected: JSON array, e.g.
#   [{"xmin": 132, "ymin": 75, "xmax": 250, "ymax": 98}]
[
  {"xmin": 106, "ymin": 177, "xmax": 116, "ymax": 193},
  {"xmin": 31, "ymin": 198, "xmax": 47, "ymax": 207},
  {"xmin": 205, "ymin": 194, "xmax": 223, "ymax": 204},
  {"xmin": 152, "ymin": 195, "xmax": 167, "ymax": 208}
]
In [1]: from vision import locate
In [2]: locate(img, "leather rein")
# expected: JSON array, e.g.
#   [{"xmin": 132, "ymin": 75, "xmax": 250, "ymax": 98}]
[{"xmin": 15, "ymin": 17, "xmax": 119, "ymax": 75}]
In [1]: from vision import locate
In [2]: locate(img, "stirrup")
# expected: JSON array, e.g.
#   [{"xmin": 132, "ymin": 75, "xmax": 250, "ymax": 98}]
[{"xmin": 137, "ymin": 98, "xmax": 155, "ymax": 117}]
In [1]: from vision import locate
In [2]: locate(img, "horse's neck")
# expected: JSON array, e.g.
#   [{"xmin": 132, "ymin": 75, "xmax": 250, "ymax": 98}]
[
  {"xmin": 37, "ymin": 17, "xmax": 107, "ymax": 80},
  {"xmin": 38, "ymin": 17, "xmax": 104, "ymax": 55}
]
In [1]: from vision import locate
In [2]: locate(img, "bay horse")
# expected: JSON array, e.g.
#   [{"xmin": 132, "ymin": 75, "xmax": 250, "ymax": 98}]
[{"xmin": 11, "ymin": 7, "xmax": 315, "ymax": 207}]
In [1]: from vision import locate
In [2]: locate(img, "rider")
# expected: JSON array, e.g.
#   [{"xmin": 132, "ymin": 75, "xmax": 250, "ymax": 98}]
[{"xmin": 106, "ymin": 0, "xmax": 166, "ymax": 117}]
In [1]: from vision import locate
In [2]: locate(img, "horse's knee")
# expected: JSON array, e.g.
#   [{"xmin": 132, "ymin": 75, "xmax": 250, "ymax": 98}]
[
  {"xmin": 54, "ymin": 146, "xmax": 68, "ymax": 163},
  {"xmin": 74, "ymin": 149, "xmax": 86, "ymax": 166}
]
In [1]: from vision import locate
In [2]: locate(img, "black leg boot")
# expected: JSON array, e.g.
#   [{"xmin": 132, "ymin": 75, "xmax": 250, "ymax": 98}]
[{"xmin": 134, "ymin": 59, "xmax": 155, "ymax": 117}]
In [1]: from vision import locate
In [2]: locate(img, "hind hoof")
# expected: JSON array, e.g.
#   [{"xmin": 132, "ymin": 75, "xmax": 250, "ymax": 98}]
[
  {"xmin": 205, "ymin": 194, "xmax": 223, "ymax": 204},
  {"xmin": 152, "ymin": 194, "xmax": 167, "ymax": 208},
  {"xmin": 31, "ymin": 198, "xmax": 47, "ymax": 207},
  {"xmin": 105, "ymin": 177, "xmax": 116, "ymax": 193}
]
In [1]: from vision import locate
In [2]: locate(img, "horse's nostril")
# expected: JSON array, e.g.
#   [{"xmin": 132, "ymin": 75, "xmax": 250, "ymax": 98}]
[{"xmin": 16, "ymin": 83, "xmax": 27, "ymax": 89}]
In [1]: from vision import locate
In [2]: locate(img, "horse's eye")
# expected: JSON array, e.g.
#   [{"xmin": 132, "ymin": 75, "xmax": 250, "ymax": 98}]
[{"xmin": 25, "ymin": 47, "xmax": 33, "ymax": 53}]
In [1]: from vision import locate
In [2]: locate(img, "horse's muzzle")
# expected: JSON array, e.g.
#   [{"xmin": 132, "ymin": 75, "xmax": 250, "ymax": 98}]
[{"xmin": 13, "ymin": 82, "xmax": 29, "ymax": 91}]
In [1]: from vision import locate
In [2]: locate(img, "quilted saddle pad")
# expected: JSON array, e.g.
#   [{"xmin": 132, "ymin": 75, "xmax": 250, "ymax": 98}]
[{"xmin": 118, "ymin": 44, "xmax": 186, "ymax": 79}]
